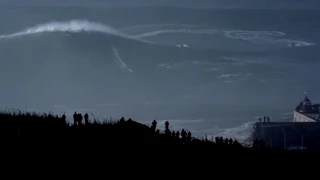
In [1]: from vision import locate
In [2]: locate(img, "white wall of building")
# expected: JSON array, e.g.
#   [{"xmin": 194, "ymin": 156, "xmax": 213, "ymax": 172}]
[{"xmin": 294, "ymin": 111, "xmax": 317, "ymax": 122}]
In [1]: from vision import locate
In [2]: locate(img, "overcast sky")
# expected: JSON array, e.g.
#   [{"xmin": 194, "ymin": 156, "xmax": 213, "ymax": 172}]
[{"xmin": 0, "ymin": 0, "xmax": 320, "ymax": 9}]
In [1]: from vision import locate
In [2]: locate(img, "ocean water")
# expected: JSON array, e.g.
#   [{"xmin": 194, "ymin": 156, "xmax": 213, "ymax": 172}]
[{"xmin": 0, "ymin": 5, "xmax": 319, "ymax": 141}]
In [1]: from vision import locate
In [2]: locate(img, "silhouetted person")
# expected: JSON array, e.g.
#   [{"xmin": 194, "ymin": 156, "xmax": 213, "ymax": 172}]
[
  {"xmin": 224, "ymin": 138, "xmax": 229, "ymax": 145},
  {"xmin": 233, "ymin": 140, "xmax": 240, "ymax": 147},
  {"xmin": 165, "ymin": 129, "xmax": 171, "ymax": 136},
  {"xmin": 219, "ymin": 137, "xmax": 224, "ymax": 144},
  {"xmin": 229, "ymin": 138, "xmax": 233, "ymax": 145},
  {"xmin": 181, "ymin": 129, "xmax": 187, "ymax": 142},
  {"xmin": 176, "ymin": 131, "xmax": 180, "ymax": 138},
  {"xmin": 62, "ymin": 113, "xmax": 66, "ymax": 121},
  {"xmin": 267, "ymin": 117, "xmax": 270, "ymax": 123},
  {"xmin": 165, "ymin": 121, "xmax": 169, "ymax": 130},
  {"xmin": 73, "ymin": 112, "xmax": 77, "ymax": 125},
  {"xmin": 151, "ymin": 120, "xmax": 157, "ymax": 132},
  {"xmin": 164, "ymin": 121, "xmax": 171, "ymax": 135},
  {"xmin": 263, "ymin": 116, "xmax": 266, "ymax": 123},
  {"xmin": 172, "ymin": 130, "xmax": 175, "ymax": 137},
  {"xmin": 78, "ymin": 113, "xmax": 83, "ymax": 125},
  {"xmin": 84, "ymin": 113, "xmax": 89, "ymax": 125},
  {"xmin": 120, "ymin": 117, "xmax": 125, "ymax": 123},
  {"xmin": 215, "ymin": 137, "xmax": 219, "ymax": 144},
  {"xmin": 187, "ymin": 131, "xmax": 192, "ymax": 142},
  {"xmin": 253, "ymin": 138, "xmax": 263, "ymax": 149}
]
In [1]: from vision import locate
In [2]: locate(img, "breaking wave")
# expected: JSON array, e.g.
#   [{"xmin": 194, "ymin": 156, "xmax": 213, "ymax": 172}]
[
  {"xmin": 0, "ymin": 20, "xmax": 147, "ymax": 43},
  {"xmin": 0, "ymin": 20, "xmax": 314, "ymax": 48},
  {"xmin": 214, "ymin": 121, "xmax": 255, "ymax": 142}
]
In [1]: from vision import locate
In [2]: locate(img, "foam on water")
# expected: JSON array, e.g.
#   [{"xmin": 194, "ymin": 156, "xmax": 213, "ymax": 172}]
[
  {"xmin": 154, "ymin": 117, "xmax": 255, "ymax": 142},
  {"xmin": 218, "ymin": 73, "xmax": 240, "ymax": 78},
  {"xmin": 225, "ymin": 30, "xmax": 315, "ymax": 46},
  {"xmin": 214, "ymin": 121, "xmax": 255, "ymax": 141},
  {"xmin": 135, "ymin": 29, "xmax": 220, "ymax": 38},
  {"xmin": 176, "ymin": 44, "xmax": 189, "ymax": 47},
  {"xmin": 134, "ymin": 28, "xmax": 314, "ymax": 47},
  {"xmin": 111, "ymin": 46, "xmax": 134, "ymax": 73},
  {"xmin": 119, "ymin": 23, "xmax": 197, "ymax": 31}
]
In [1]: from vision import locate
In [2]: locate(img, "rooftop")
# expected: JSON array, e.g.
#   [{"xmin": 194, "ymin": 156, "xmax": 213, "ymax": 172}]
[
  {"xmin": 254, "ymin": 121, "xmax": 320, "ymax": 129},
  {"xmin": 302, "ymin": 113, "xmax": 320, "ymax": 121},
  {"xmin": 295, "ymin": 95, "xmax": 320, "ymax": 116}
]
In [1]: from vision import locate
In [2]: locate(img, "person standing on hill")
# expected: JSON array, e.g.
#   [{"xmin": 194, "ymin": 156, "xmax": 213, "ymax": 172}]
[
  {"xmin": 151, "ymin": 120, "xmax": 157, "ymax": 132},
  {"xmin": 176, "ymin": 131, "xmax": 180, "ymax": 138},
  {"xmin": 78, "ymin": 113, "xmax": 83, "ymax": 125},
  {"xmin": 165, "ymin": 121, "xmax": 171, "ymax": 135},
  {"xmin": 181, "ymin": 129, "xmax": 187, "ymax": 142},
  {"xmin": 165, "ymin": 121, "xmax": 169, "ymax": 130},
  {"xmin": 172, "ymin": 131, "xmax": 175, "ymax": 137},
  {"xmin": 73, "ymin": 112, "xmax": 77, "ymax": 125},
  {"xmin": 62, "ymin": 113, "xmax": 66, "ymax": 121},
  {"xmin": 187, "ymin": 131, "xmax": 192, "ymax": 142},
  {"xmin": 84, "ymin": 113, "xmax": 89, "ymax": 125}
]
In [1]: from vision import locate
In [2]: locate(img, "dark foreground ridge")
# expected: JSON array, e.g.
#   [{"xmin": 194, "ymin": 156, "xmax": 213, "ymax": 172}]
[{"xmin": 0, "ymin": 110, "xmax": 310, "ymax": 152}]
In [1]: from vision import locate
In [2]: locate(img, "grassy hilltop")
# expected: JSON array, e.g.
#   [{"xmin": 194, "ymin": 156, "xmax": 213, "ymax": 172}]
[{"xmin": 0, "ymin": 109, "xmax": 305, "ymax": 152}]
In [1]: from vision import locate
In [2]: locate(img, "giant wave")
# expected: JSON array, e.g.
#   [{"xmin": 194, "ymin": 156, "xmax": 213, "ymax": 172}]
[{"xmin": 0, "ymin": 20, "xmax": 314, "ymax": 49}]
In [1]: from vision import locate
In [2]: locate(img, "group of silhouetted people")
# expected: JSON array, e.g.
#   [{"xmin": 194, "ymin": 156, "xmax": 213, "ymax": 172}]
[
  {"xmin": 253, "ymin": 138, "xmax": 265, "ymax": 149},
  {"xmin": 215, "ymin": 136, "xmax": 239, "ymax": 146},
  {"xmin": 64, "ymin": 114, "xmax": 242, "ymax": 146},
  {"xmin": 73, "ymin": 112, "xmax": 89, "ymax": 125},
  {"xmin": 152, "ymin": 120, "xmax": 240, "ymax": 144},
  {"xmin": 151, "ymin": 120, "xmax": 192, "ymax": 142},
  {"xmin": 259, "ymin": 116, "xmax": 270, "ymax": 123}
]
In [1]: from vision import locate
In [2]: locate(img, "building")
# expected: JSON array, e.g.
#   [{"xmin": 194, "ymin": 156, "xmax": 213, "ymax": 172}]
[
  {"xmin": 252, "ymin": 95, "xmax": 320, "ymax": 150},
  {"xmin": 294, "ymin": 96, "xmax": 320, "ymax": 122}
]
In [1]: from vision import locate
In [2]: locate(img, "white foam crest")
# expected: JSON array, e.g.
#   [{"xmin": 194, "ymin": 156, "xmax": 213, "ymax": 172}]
[
  {"xmin": 112, "ymin": 46, "xmax": 134, "ymax": 73},
  {"xmin": 157, "ymin": 63, "xmax": 174, "ymax": 69},
  {"xmin": 0, "ymin": 20, "xmax": 135, "ymax": 40},
  {"xmin": 135, "ymin": 29, "xmax": 220, "ymax": 38},
  {"xmin": 220, "ymin": 57, "xmax": 268, "ymax": 64},
  {"xmin": 215, "ymin": 121, "xmax": 255, "ymax": 141},
  {"xmin": 283, "ymin": 112, "xmax": 293, "ymax": 115},
  {"xmin": 204, "ymin": 67, "xmax": 220, "ymax": 71},
  {"xmin": 120, "ymin": 23, "xmax": 197, "ymax": 31},
  {"xmin": 225, "ymin": 30, "xmax": 314, "ymax": 46},
  {"xmin": 225, "ymin": 30, "xmax": 286, "ymax": 40},
  {"xmin": 176, "ymin": 44, "xmax": 189, "ymax": 48},
  {"xmin": 218, "ymin": 73, "xmax": 240, "ymax": 78},
  {"xmin": 225, "ymin": 80, "xmax": 234, "ymax": 83}
]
